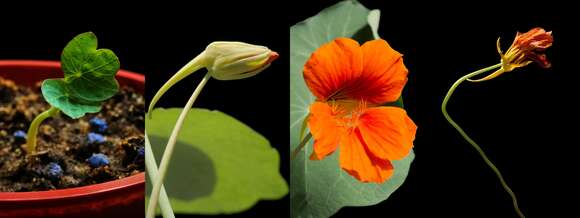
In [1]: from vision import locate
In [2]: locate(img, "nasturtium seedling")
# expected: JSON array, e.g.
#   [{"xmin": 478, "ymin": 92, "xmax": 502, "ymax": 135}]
[{"xmin": 25, "ymin": 32, "xmax": 120, "ymax": 155}]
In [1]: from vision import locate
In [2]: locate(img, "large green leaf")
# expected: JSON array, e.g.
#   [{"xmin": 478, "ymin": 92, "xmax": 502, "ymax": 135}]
[
  {"xmin": 290, "ymin": 1, "xmax": 414, "ymax": 217},
  {"xmin": 146, "ymin": 108, "xmax": 288, "ymax": 214},
  {"xmin": 61, "ymin": 32, "xmax": 120, "ymax": 102},
  {"xmin": 41, "ymin": 32, "xmax": 120, "ymax": 119}
]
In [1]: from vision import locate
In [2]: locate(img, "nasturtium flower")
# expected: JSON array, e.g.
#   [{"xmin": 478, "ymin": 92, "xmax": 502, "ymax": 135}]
[
  {"xmin": 303, "ymin": 38, "xmax": 417, "ymax": 183},
  {"xmin": 469, "ymin": 27, "xmax": 553, "ymax": 82}
]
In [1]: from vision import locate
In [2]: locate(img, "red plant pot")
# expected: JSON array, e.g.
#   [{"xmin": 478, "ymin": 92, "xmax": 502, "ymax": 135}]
[{"xmin": 0, "ymin": 60, "xmax": 145, "ymax": 217}]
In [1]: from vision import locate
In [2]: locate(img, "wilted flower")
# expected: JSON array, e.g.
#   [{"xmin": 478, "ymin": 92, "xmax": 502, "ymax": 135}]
[
  {"xmin": 469, "ymin": 27, "xmax": 553, "ymax": 82},
  {"xmin": 441, "ymin": 27, "xmax": 554, "ymax": 218}
]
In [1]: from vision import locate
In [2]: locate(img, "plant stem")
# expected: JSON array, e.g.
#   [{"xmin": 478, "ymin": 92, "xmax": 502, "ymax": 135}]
[
  {"xmin": 441, "ymin": 63, "xmax": 525, "ymax": 218},
  {"xmin": 148, "ymin": 53, "xmax": 207, "ymax": 118},
  {"xmin": 289, "ymin": 115, "xmax": 312, "ymax": 160},
  {"xmin": 25, "ymin": 106, "xmax": 59, "ymax": 155},
  {"xmin": 146, "ymin": 72, "xmax": 212, "ymax": 218},
  {"xmin": 145, "ymin": 131, "xmax": 175, "ymax": 218},
  {"xmin": 291, "ymin": 133, "xmax": 312, "ymax": 160}
]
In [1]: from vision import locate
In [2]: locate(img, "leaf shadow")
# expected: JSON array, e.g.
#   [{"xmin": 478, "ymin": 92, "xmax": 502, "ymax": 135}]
[{"xmin": 147, "ymin": 135, "xmax": 216, "ymax": 201}]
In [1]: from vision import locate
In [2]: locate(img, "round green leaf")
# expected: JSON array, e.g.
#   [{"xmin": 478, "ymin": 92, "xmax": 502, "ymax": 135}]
[
  {"xmin": 290, "ymin": 1, "xmax": 414, "ymax": 217},
  {"xmin": 61, "ymin": 32, "xmax": 120, "ymax": 102},
  {"xmin": 41, "ymin": 79, "xmax": 101, "ymax": 119},
  {"xmin": 146, "ymin": 108, "xmax": 288, "ymax": 214}
]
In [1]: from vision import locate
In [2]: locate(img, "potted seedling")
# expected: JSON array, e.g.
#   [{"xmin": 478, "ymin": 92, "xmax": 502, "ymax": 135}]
[{"xmin": 0, "ymin": 32, "xmax": 145, "ymax": 217}]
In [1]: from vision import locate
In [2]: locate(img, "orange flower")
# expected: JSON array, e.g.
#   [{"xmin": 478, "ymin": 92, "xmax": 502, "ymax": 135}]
[{"xmin": 303, "ymin": 38, "xmax": 417, "ymax": 183}]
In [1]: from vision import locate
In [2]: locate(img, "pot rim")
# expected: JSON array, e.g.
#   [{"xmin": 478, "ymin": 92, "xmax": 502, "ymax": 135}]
[
  {"xmin": 0, "ymin": 60, "xmax": 145, "ymax": 82},
  {"xmin": 0, "ymin": 60, "xmax": 145, "ymax": 201}
]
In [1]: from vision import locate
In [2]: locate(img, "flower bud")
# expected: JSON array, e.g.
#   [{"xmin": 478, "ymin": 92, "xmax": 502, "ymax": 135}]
[
  {"xmin": 203, "ymin": 41, "xmax": 279, "ymax": 80},
  {"xmin": 148, "ymin": 41, "xmax": 278, "ymax": 116}
]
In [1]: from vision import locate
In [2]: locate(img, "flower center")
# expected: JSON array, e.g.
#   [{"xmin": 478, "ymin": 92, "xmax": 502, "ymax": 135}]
[{"xmin": 328, "ymin": 99, "xmax": 367, "ymax": 131}]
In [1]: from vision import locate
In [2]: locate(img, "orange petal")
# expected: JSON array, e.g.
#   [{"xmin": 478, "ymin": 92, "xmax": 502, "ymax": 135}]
[
  {"xmin": 339, "ymin": 129, "xmax": 394, "ymax": 183},
  {"xmin": 303, "ymin": 38, "xmax": 363, "ymax": 101},
  {"xmin": 308, "ymin": 102, "xmax": 344, "ymax": 160},
  {"xmin": 357, "ymin": 106, "xmax": 416, "ymax": 160},
  {"xmin": 359, "ymin": 39, "xmax": 408, "ymax": 104}
]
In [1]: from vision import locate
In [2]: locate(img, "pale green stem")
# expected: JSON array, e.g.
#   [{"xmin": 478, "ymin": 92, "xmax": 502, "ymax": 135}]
[
  {"xmin": 290, "ymin": 115, "xmax": 312, "ymax": 160},
  {"xmin": 146, "ymin": 72, "xmax": 212, "ymax": 218},
  {"xmin": 26, "ymin": 106, "xmax": 60, "ymax": 155},
  {"xmin": 145, "ymin": 131, "xmax": 175, "ymax": 218},
  {"xmin": 442, "ymin": 63, "xmax": 525, "ymax": 218},
  {"xmin": 148, "ymin": 52, "xmax": 207, "ymax": 118}
]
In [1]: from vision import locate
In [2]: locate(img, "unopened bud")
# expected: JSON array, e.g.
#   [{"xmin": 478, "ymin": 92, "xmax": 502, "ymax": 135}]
[{"xmin": 203, "ymin": 41, "xmax": 279, "ymax": 80}]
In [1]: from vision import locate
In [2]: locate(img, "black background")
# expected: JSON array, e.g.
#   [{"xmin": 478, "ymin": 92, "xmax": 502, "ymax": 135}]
[
  {"xmin": 0, "ymin": 1, "xmax": 577, "ymax": 218},
  {"xmin": 290, "ymin": 1, "xmax": 578, "ymax": 218}
]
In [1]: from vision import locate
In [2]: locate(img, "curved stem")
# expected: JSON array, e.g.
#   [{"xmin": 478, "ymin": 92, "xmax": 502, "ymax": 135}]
[
  {"xmin": 25, "ymin": 106, "xmax": 59, "ymax": 155},
  {"xmin": 442, "ymin": 63, "xmax": 525, "ymax": 218},
  {"xmin": 145, "ymin": 131, "xmax": 175, "ymax": 218},
  {"xmin": 146, "ymin": 72, "xmax": 212, "ymax": 218},
  {"xmin": 148, "ymin": 53, "xmax": 207, "ymax": 118}
]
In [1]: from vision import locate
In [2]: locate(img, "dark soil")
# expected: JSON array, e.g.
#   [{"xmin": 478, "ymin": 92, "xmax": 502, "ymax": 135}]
[{"xmin": 0, "ymin": 77, "xmax": 145, "ymax": 192}]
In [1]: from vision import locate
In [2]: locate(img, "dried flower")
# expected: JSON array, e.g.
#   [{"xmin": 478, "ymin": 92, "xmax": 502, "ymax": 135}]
[{"xmin": 469, "ymin": 27, "xmax": 553, "ymax": 82}]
